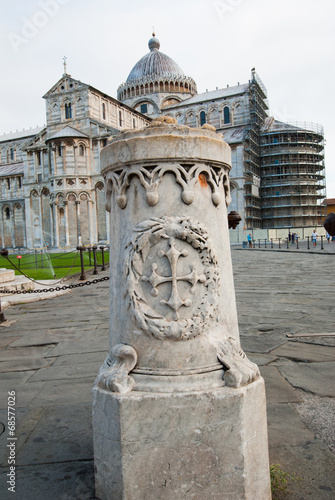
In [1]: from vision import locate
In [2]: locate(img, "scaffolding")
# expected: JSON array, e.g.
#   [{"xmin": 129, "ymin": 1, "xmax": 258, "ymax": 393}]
[
  {"xmin": 243, "ymin": 70, "xmax": 268, "ymax": 228},
  {"xmin": 260, "ymin": 122, "xmax": 326, "ymax": 228}
]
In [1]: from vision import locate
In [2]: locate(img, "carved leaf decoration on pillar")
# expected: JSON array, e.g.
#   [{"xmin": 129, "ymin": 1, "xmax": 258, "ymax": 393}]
[
  {"xmin": 104, "ymin": 163, "xmax": 230, "ymax": 211},
  {"xmin": 94, "ymin": 344, "xmax": 138, "ymax": 394}
]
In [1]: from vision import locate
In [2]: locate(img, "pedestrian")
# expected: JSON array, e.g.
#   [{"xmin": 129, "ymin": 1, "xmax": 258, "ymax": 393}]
[
  {"xmin": 326, "ymin": 232, "xmax": 330, "ymax": 244},
  {"xmin": 311, "ymin": 230, "xmax": 318, "ymax": 247},
  {"xmin": 288, "ymin": 232, "xmax": 291, "ymax": 243},
  {"xmin": 247, "ymin": 233, "xmax": 252, "ymax": 248},
  {"xmin": 291, "ymin": 232, "xmax": 295, "ymax": 244}
]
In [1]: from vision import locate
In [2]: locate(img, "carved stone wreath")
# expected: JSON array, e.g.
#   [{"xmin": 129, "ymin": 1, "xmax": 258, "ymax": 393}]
[{"xmin": 125, "ymin": 216, "xmax": 220, "ymax": 341}]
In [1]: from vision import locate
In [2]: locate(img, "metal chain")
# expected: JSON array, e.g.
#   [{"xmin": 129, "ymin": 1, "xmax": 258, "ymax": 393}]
[
  {"xmin": 1, "ymin": 252, "xmax": 81, "ymax": 287},
  {"xmin": 1, "ymin": 276, "xmax": 109, "ymax": 295}
]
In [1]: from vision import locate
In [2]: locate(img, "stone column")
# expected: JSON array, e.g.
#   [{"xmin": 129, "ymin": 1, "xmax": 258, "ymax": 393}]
[
  {"xmin": 38, "ymin": 194, "xmax": 43, "ymax": 247},
  {"xmin": 0, "ymin": 207, "xmax": 4, "ymax": 247},
  {"xmin": 53, "ymin": 204, "xmax": 60, "ymax": 248},
  {"xmin": 75, "ymin": 201, "xmax": 81, "ymax": 246},
  {"xmin": 64, "ymin": 201, "xmax": 70, "ymax": 247},
  {"xmin": 93, "ymin": 117, "xmax": 271, "ymax": 500}
]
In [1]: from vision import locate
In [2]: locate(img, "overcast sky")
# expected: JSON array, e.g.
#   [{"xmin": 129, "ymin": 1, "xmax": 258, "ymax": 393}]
[{"xmin": 1, "ymin": 0, "xmax": 334, "ymax": 196}]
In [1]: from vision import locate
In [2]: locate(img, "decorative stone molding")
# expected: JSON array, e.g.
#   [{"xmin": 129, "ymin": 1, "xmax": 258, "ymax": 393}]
[
  {"xmin": 125, "ymin": 216, "xmax": 220, "ymax": 341},
  {"xmin": 105, "ymin": 162, "xmax": 231, "ymax": 211},
  {"xmin": 95, "ymin": 344, "xmax": 138, "ymax": 394},
  {"xmin": 216, "ymin": 337, "xmax": 260, "ymax": 388}
]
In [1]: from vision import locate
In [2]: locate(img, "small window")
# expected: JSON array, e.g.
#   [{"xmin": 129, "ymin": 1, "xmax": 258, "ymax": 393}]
[
  {"xmin": 7, "ymin": 178, "xmax": 11, "ymax": 189},
  {"xmin": 5, "ymin": 207, "xmax": 10, "ymax": 219},
  {"xmin": 200, "ymin": 111, "xmax": 206, "ymax": 126},
  {"xmin": 37, "ymin": 151, "xmax": 42, "ymax": 165},
  {"xmin": 223, "ymin": 106, "xmax": 230, "ymax": 124},
  {"xmin": 18, "ymin": 177, "xmax": 22, "ymax": 188},
  {"xmin": 79, "ymin": 145, "xmax": 84, "ymax": 156},
  {"xmin": 102, "ymin": 139, "xmax": 107, "ymax": 148},
  {"xmin": 38, "ymin": 173, "xmax": 42, "ymax": 183},
  {"xmin": 65, "ymin": 103, "xmax": 72, "ymax": 119},
  {"xmin": 58, "ymin": 145, "xmax": 62, "ymax": 157},
  {"xmin": 10, "ymin": 148, "xmax": 14, "ymax": 160},
  {"xmin": 140, "ymin": 103, "xmax": 148, "ymax": 114},
  {"xmin": 133, "ymin": 118, "xmax": 136, "ymax": 129},
  {"xmin": 102, "ymin": 103, "xmax": 106, "ymax": 120},
  {"xmin": 119, "ymin": 111, "xmax": 123, "ymax": 127}
]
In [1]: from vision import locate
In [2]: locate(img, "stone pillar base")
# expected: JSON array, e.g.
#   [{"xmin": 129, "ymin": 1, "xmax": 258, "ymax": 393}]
[{"xmin": 92, "ymin": 377, "xmax": 271, "ymax": 500}]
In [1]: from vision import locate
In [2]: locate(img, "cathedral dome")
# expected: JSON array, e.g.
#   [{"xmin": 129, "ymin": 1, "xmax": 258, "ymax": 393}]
[
  {"xmin": 117, "ymin": 34, "xmax": 197, "ymax": 103},
  {"xmin": 126, "ymin": 34, "xmax": 185, "ymax": 82}
]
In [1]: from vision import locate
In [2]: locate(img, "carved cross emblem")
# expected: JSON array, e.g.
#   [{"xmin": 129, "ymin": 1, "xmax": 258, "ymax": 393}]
[{"xmin": 141, "ymin": 237, "xmax": 206, "ymax": 320}]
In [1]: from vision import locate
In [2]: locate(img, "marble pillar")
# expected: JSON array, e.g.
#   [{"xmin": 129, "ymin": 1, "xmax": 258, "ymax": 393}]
[{"xmin": 93, "ymin": 117, "xmax": 271, "ymax": 499}]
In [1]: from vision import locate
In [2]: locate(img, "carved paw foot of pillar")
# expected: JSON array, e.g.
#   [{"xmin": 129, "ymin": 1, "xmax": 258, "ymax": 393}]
[{"xmin": 216, "ymin": 337, "xmax": 260, "ymax": 388}]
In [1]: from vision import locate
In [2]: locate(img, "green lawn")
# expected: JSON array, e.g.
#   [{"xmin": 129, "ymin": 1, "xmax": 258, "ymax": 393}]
[{"xmin": 0, "ymin": 250, "xmax": 109, "ymax": 280}]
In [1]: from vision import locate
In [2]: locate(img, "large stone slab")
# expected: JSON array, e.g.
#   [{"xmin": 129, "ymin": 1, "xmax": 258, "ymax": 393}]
[
  {"xmin": 0, "ymin": 268, "xmax": 15, "ymax": 283},
  {"xmin": 52, "ymin": 351, "xmax": 107, "ymax": 366},
  {"xmin": 266, "ymin": 403, "xmax": 314, "ymax": 447},
  {"xmin": 240, "ymin": 334, "xmax": 287, "ymax": 354},
  {"xmin": 16, "ymin": 403, "xmax": 93, "ymax": 465},
  {"xmin": 27, "ymin": 361, "xmax": 102, "ymax": 382},
  {"xmin": 269, "ymin": 441, "xmax": 335, "ymax": 500},
  {"xmin": 269, "ymin": 342, "xmax": 335, "ymax": 362},
  {"xmin": 0, "ymin": 358, "xmax": 55, "ymax": 373},
  {"xmin": 30, "ymin": 377, "xmax": 95, "ymax": 406},
  {"xmin": 0, "ymin": 345, "xmax": 58, "ymax": 362},
  {"xmin": 0, "ymin": 382, "xmax": 45, "ymax": 409},
  {"xmin": 260, "ymin": 366, "xmax": 301, "ymax": 404},
  {"xmin": 279, "ymin": 361, "xmax": 335, "ymax": 397},
  {"xmin": 0, "ymin": 460, "xmax": 94, "ymax": 500},
  {"xmin": 93, "ymin": 378, "xmax": 271, "ymax": 500}
]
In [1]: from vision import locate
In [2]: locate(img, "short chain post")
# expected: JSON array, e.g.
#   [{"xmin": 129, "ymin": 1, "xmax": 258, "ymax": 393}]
[
  {"xmin": 296, "ymin": 237, "xmax": 299, "ymax": 249},
  {"xmin": 307, "ymin": 236, "xmax": 310, "ymax": 249},
  {"xmin": 258, "ymin": 239, "xmax": 260, "ymax": 248},
  {"xmin": 278, "ymin": 238, "xmax": 281, "ymax": 249},
  {"xmin": 286, "ymin": 238, "xmax": 289, "ymax": 249},
  {"xmin": 264, "ymin": 239, "xmax": 267, "ymax": 248},
  {"xmin": 100, "ymin": 246, "xmax": 106, "ymax": 271},
  {"xmin": 77, "ymin": 246, "xmax": 86, "ymax": 281},
  {"xmin": 93, "ymin": 245, "xmax": 98, "ymax": 275},
  {"xmin": 321, "ymin": 235, "xmax": 324, "ymax": 250},
  {"xmin": 271, "ymin": 238, "xmax": 273, "ymax": 249}
]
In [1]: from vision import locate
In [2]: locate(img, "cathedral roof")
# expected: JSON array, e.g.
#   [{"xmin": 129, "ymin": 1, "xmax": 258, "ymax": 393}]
[
  {"xmin": 0, "ymin": 162, "xmax": 24, "ymax": 177},
  {"xmin": 47, "ymin": 126, "xmax": 88, "ymax": 141},
  {"xmin": 0, "ymin": 127, "xmax": 44, "ymax": 143},
  {"xmin": 165, "ymin": 84, "xmax": 250, "ymax": 109},
  {"xmin": 126, "ymin": 34, "xmax": 185, "ymax": 82}
]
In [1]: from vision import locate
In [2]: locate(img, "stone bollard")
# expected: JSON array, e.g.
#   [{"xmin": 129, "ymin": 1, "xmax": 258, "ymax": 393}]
[{"xmin": 92, "ymin": 117, "xmax": 271, "ymax": 500}]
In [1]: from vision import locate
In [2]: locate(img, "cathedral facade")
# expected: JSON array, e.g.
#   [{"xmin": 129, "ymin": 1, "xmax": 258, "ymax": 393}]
[{"xmin": 0, "ymin": 34, "xmax": 326, "ymax": 249}]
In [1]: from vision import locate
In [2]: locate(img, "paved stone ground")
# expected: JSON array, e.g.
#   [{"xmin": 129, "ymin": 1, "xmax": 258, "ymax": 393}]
[{"xmin": 0, "ymin": 248, "xmax": 334, "ymax": 499}]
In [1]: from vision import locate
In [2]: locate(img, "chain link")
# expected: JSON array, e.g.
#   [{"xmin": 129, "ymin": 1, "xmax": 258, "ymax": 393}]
[{"xmin": 0, "ymin": 276, "xmax": 109, "ymax": 295}]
